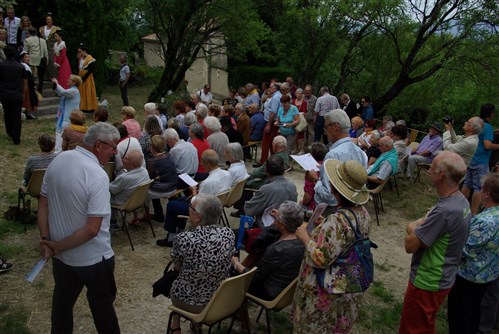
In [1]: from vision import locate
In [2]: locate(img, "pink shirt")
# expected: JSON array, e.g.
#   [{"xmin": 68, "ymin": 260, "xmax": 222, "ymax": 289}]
[{"xmin": 123, "ymin": 119, "xmax": 142, "ymax": 139}]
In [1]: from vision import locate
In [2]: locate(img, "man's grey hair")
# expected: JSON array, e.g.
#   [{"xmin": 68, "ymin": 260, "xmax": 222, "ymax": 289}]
[
  {"xmin": 296, "ymin": 88, "xmax": 303, "ymax": 94},
  {"xmin": 234, "ymin": 103, "xmax": 244, "ymax": 111},
  {"xmin": 385, "ymin": 121, "xmax": 395, "ymax": 130},
  {"xmin": 204, "ymin": 116, "xmax": 222, "ymax": 132},
  {"xmin": 226, "ymin": 142, "xmax": 244, "ymax": 161},
  {"xmin": 144, "ymin": 102, "xmax": 157, "ymax": 115},
  {"xmin": 370, "ymin": 130, "xmax": 382, "ymax": 140},
  {"xmin": 196, "ymin": 104, "xmax": 208, "ymax": 119},
  {"xmin": 271, "ymin": 82, "xmax": 281, "ymax": 90},
  {"xmin": 434, "ymin": 151, "xmax": 467, "ymax": 186},
  {"xmin": 163, "ymin": 128, "xmax": 179, "ymax": 141},
  {"xmin": 320, "ymin": 86, "xmax": 330, "ymax": 95},
  {"xmin": 245, "ymin": 83, "xmax": 254, "ymax": 91},
  {"xmin": 83, "ymin": 122, "xmax": 120, "ymax": 146},
  {"xmin": 190, "ymin": 122, "xmax": 205, "ymax": 139},
  {"xmin": 324, "ymin": 109, "xmax": 350, "ymax": 133},
  {"xmin": 468, "ymin": 116, "xmax": 484, "ymax": 134},
  {"xmin": 184, "ymin": 111, "xmax": 197, "ymax": 126},
  {"xmin": 278, "ymin": 201, "xmax": 304, "ymax": 233},
  {"xmin": 192, "ymin": 193, "xmax": 223, "ymax": 226},
  {"xmin": 383, "ymin": 115, "xmax": 393, "ymax": 122},
  {"xmin": 280, "ymin": 82, "xmax": 290, "ymax": 91},
  {"xmin": 272, "ymin": 135, "xmax": 287, "ymax": 148},
  {"xmin": 396, "ymin": 120, "xmax": 406, "ymax": 126}
]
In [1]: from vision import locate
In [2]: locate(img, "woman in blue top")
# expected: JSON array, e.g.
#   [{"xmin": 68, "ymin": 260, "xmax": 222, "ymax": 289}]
[{"xmin": 275, "ymin": 95, "xmax": 300, "ymax": 158}]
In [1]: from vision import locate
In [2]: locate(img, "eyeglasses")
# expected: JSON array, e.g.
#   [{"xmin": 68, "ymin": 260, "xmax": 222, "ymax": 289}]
[
  {"xmin": 324, "ymin": 122, "xmax": 337, "ymax": 131},
  {"xmin": 98, "ymin": 140, "xmax": 117, "ymax": 151},
  {"xmin": 189, "ymin": 204, "xmax": 198, "ymax": 213}
]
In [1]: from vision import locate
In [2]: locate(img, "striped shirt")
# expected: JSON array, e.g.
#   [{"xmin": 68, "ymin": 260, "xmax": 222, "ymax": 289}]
[
  {"xmin": 23, "ymin": 153, "xmax": 58, "ymax": 186},
  {"xmin": 169, "ymin": 139, "xmax": 198, "ymax": 175},
  {"xmin": 314, "ymin": 93, "xmax": 340, "ymax": 117}
]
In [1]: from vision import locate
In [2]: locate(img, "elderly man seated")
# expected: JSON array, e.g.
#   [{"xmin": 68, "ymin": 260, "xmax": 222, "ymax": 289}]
[
  {"xmin": 23, "ymin": 134, "xmax": 58, "ymax": 186},
  {"xmin": 164, "ymin": 128, "xmax": 198, "ymax": 188},
  {"xmin": 367, "ymin": 136, "xmax": 399, "ymax": 189},
  {"xmin": 246, "ymin": 135, "xmax": 288, "ymax": 189},
  {"xmin": 157, "ymin": 149, "xmax": 232, "ymax": 247},
  {"xmin": 244, "ymin": 155, "xmax": 298, "ymax": 226},
  {"xmin": 109, "ymin": 150, "xmax": 151, "ymax": 230},
  {"xmin": 443, "ymin": 117, "xmax": 483, "ymax": 166},
  {"xmin": 406, "ymin": 122, "xmax": 443, "ymax": 179}
]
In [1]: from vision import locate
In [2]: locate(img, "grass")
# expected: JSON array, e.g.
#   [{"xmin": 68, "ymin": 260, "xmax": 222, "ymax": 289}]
[{"xmin": 0, "ymin": 304, "xmax": 31, "ymax": 334}]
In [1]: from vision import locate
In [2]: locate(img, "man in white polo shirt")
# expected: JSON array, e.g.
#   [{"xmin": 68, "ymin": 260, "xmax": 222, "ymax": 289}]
[{"xmin": 37, "ymin": 122, "xmax": 121, "ymax": 334}]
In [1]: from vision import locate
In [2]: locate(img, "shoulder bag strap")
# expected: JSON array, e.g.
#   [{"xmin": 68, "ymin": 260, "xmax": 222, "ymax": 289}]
[
  {"xmin": 121, "ymin": 138, "xmax": 131, "ymax": 159},
  {"xmin": 336, "ymin": 208, "xmax": 363, "ymax": 242}
]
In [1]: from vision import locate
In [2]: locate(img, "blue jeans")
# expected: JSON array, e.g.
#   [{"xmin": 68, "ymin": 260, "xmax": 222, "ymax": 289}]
[{"xmin": 164, "ymin": 197, "xmax": 190, "ymax": 233}]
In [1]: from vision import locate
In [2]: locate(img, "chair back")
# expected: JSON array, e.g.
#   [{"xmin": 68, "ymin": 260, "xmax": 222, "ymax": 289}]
[
  {"xmin": 272, "ymin": 278, "xmax": 298, "ymax": 311},
  {"xmin": 26, "ymin": 169, "xmax": 46, "ymax": 198},
  {"xmin": 123, "ymin": 180, "xmax": 153, "ymax": 212},
  {"xmin": 104, "ymin": 162, "xmax": 115, "ymax": 181},
  {"xmin": 408, "ymin": 141, "xmax": 419, "ymax": 151},
  {"xmin": 225, "ymin": 178, "xmax": 247, "ymax": 208},
  {"xmin": 216, "ymin": 190, "xmax": 231, "ymax": 206},
  {"xmin": 200, "ymin": 267, "xmax": 257, "ymax": 323},
  {"xmin": 368, "ymin": 179, "xmax": 387, "ymax": 194}
]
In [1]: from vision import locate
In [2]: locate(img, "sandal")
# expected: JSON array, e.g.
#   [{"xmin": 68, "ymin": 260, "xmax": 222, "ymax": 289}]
[{"xmin": 0, "ymin": 259, "xmax": 13, "ymax": 273}]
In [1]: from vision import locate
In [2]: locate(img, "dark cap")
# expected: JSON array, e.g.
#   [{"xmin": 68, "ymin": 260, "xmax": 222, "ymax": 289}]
[{"xmin": 430, "ymin": 122, "xmax": 443, "ymax": 133}]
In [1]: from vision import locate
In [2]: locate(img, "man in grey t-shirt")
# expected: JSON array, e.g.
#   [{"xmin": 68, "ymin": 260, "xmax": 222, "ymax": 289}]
[{"xmin": 399, "ymin": 151, "xmax": 471, "ymax": 334}]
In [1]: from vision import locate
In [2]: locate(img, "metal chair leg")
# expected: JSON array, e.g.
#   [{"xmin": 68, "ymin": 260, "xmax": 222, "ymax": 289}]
[
  {"xmin": 265, "ymin": 309, "xmax": 271, "ymax": 334},
  {"xmin": 256, "ymin": 306, "xmax": 264, "ymax": 323},
  {"xmin": 144, "ymin": 204, "xmax": 156, "ymax": 238},
  {"xmin": 121, "ymin": 211, "xmax": 135, "ymax": 251},
  {"xmin": 393, "ymin": 175, "xmax": 400, "ymax": 197},
  {"xmin": 373, "ymin": 194, "xmax": 380, "ymax": 226}
]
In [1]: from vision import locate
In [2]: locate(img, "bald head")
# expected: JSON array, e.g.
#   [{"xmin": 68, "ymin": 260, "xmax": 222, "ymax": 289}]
[
  {"xmin": 201, "ymin": 149, "xmax": 219, "ymax": 169},
  {"xmin": 433, "ymin": 151, "xmax": 467, "ymax": 186},
  {"xmin": 379, "ymin": 136, "xmax": 394, "ymax": 153},
  {"xmin": 123, "ymin": 150, "xmax": 144, "ymax": 170},
  {"xmin": 272, "ymin": 135, "xmax": 287, "ymax": 152}
]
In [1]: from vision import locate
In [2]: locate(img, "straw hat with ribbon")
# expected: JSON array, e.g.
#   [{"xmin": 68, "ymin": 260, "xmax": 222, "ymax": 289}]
[{"xmin": 324, "ymin": 159, "xmax": 369, "ymax": 205}]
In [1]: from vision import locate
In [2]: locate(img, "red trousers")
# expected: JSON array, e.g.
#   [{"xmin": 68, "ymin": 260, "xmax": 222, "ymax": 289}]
[
  {"xmin": 399, "ymin": 281, "xmax": 451, "ymax": 334},
  {"xmin": 259, "ymin": 124, "xmax": 278, "ymax": 164}
]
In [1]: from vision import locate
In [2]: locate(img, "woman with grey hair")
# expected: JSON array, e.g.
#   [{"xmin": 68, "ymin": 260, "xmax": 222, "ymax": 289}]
[
  {"xmin": 225, "ymin": 142, "xmax": 249, "ymax": 185},
  {"xmin": 180, "ymin": 111, "xmax": 197, "ymax": 142},
  {"xmin": 190, "ymin": 122, "xmax": 211, "ymax": 181},
  {"xmin": 205, "ymin": 116, "xmax": 229, "ymax": 167},
  {"xmin": 232, "ymin": 200, "xmax": 305, "ymax": 301},
  {"xmin": 168, "ymin": 193, "xmax": 235, "ymax": 333}
]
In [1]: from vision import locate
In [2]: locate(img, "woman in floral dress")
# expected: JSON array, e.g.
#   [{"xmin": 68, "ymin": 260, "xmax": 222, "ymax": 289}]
[{"xmin": 293, "ymin": 159, "xmax": 372, "ymax": 333}]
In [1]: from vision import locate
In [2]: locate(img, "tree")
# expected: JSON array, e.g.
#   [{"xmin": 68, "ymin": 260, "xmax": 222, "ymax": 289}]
[
  {"xmin": 142, "ymin": 0, "xmax": 268, "ymax": 102},
  {"xmin": 371, "ymin": 0, "xmax": 499, "ymax": 111}
]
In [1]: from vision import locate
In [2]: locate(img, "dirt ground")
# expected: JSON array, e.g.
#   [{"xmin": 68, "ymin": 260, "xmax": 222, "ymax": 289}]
[{"xmin": 0, "ymin": 161, "xmax": 413, "ymax": 334}]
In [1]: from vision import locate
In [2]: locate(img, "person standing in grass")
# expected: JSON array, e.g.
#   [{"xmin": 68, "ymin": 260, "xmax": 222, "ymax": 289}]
[
  {"xmin": 37, "ymin": 122, "xmax": 121, "ymax": 334},
  {"xmin": 399, "ymin": 151, "xmax": 471, "ymax": 334},
  {"xmin": 447, "ymin": 172, "xmax": 499, "ymax": 334}
]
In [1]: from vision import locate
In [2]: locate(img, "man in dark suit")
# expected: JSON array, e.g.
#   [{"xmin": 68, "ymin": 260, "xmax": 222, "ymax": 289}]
[
  {"xmin": 340, "ymin": 93, "xmax": 358, "ymax": 119},
  {"xmin": 0, "ymin": 45, "xmax": 26, "ymax": 145}
]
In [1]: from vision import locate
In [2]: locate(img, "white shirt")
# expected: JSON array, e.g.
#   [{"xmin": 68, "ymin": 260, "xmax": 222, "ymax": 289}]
[
  {"xmin": 41, "ymin": 146, "xmax": 114, "ymax": 267},
  {"xmin": 199, "ymin": 168, "xmax": 232, "ymax": 195},
  {"xmin": 228, "ymin": 161, "xmax": 249, "ymax": 186},
  {"xmin": 4, "ymin": 17, "xmax": 20, "ymax": 44},
  {"xmin": 198, "ymin": 89, "xmax": 213, "ymax": 104}
]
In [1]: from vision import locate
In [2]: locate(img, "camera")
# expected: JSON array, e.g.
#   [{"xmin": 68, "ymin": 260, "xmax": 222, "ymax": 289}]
[{"xmin": 442, "ymin": 116, "xmax": 454, "ymax": 124}]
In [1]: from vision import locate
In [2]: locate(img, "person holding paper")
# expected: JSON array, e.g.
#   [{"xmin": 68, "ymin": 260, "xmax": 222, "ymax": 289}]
[
  {"xmin": 302, "ymin": 142, "xmax": 327, "ymax": 210},
  {"xmin": 157, "ymin": 149, "xmax": 232, "ymax": 247},
  {"xmin": 37, "ymin": 122, "xmax": 121, "ymax": 334},
  {"xmin": 244, "ymin": 155, "xmax": 297, "ymax": 227}
]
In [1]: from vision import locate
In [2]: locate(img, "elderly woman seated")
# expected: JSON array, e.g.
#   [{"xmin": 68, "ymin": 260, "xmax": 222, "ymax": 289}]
[
  {"xmin": 169, "ymin": 193, "xmax": 235, "ymax": 333},
  {"xmin": 224, "ymin": 142, "xmax": 249, "ymax": 185},
  {"xmin": 231, "ymin": 201, "xmax": 305, "ymax": 300},
  {"xmin": 62, "ymin": 109, "xmax": 87, "ymax": 151},
  {"xmin": 22, "ymin": 134, "xmax": 58, "ymax": 186}
]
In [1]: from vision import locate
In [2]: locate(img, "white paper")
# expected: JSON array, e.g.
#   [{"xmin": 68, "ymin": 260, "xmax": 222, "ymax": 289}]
[
  {"xmin": 26, "ymin": 258, "xmax": 47, "ymax": 283},
  {"xmin": 291, "ymin": 153, "xmax": 320, "ymax": 171},
  {"xmin": 262, "ymin": 204, "xmax": 279, "ymax": 227},
  {"xmin": 178, "ymin": 173, "xmax": 198, "ymax": 187}
]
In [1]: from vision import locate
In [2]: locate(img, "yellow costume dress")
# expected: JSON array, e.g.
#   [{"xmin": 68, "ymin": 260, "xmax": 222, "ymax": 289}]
[{"xmin": 78, "ymin": 55, "xmax": 98, "ymax": 112}]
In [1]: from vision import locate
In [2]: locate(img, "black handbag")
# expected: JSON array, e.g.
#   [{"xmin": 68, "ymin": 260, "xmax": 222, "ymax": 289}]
[{"xmin": 152, "ymin": 261, "xmax": 179, "ymax": 298}]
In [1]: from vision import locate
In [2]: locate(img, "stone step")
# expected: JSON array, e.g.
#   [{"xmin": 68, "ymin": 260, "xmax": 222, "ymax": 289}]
[
  {"xmin": 39, "ymin": 96, "xmax": 60, "ymax": 107},
  {"xmin": 37, "ymin": 104, "xmax": 59, "ymax": 117}
]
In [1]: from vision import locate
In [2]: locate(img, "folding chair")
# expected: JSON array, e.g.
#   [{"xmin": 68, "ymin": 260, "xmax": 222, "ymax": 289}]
[
  {"xmin": 166, "ymin": 267, "xmax": 257, "ymax": 334},
  {"xmin": 111, "ymin": 179, "xmax": 154, "ymax": 251},
  {"xmin": 368, "ymin": 180, "xmax": 388, "ymax": 226},
  {"xmin": 221, "ymin": 178, "xmax": 248, "ymax": 228},
  {"xmin": 415, "ymin": 163, "xmax": 431, "ymax": 183},
  {"xmin": 18, "ymin": 169, "xmax": 46, "ymax": 233},
  {"xmin": 246, "ymin": 278, "xmax": 298, "ymax": 334}
]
